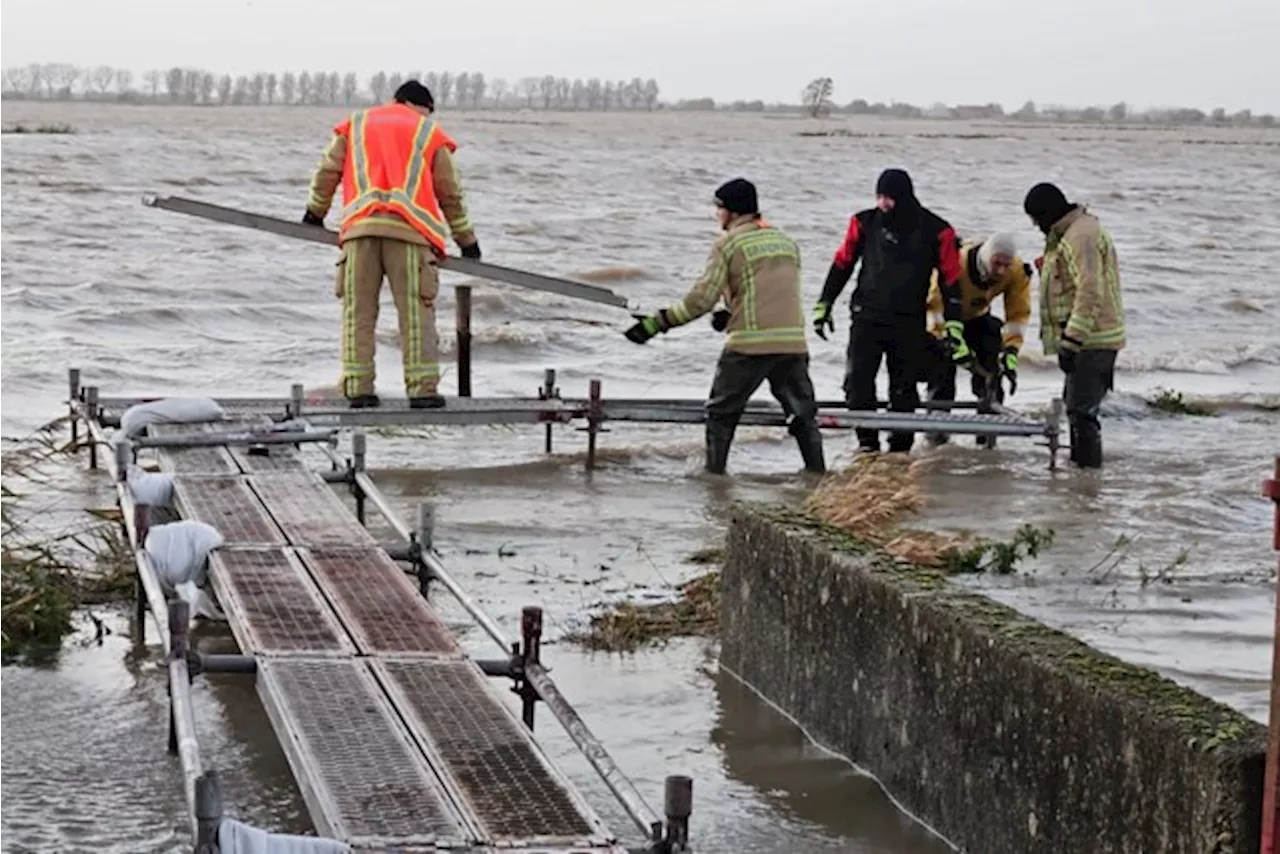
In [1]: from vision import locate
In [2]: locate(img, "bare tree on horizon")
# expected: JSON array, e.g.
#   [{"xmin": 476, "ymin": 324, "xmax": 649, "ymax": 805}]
[{"xmin": 803, "ymin": 77, "xmax": 834, "ymax": 118}]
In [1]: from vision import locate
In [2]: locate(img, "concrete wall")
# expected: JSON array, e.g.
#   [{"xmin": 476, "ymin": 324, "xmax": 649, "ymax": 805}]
[{"xmin": 719, "ymin": 504, "xmax": 1266, "ymax": 854}]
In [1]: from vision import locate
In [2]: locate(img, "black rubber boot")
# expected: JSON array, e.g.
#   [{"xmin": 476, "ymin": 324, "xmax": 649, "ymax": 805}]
[
  {"xmin": 409, "ymin": 394, "xmax": 446, "ymax": 409},
  {"xmin": 789, "ymin": 419, "xmax": 826, "ymax": 474},
  {"xmin": 1073, "ymin": 426, "xmax": 1103, "ymax": 469},
  {"xmin": 347, "ymin": 394, "xmax": 380, "ymax": 409},
  {"xmin": 705, "ymin": 419, "xmax": 736, "ymax": 474}
]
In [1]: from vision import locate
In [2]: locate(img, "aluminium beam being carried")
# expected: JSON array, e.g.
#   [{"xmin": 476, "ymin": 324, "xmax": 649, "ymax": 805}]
[{"xmin": 140, "ymin": 194, "xmax": 634, "ymax": 310}]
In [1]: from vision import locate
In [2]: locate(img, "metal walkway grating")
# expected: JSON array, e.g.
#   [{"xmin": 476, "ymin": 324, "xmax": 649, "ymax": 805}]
[
  {"xmin": 255, "ymin": 657, "xmax": 474, "ymax": 848},
  {"xmin": 250, "ymin": 473, "xmax": 377, "ymax": 548},
  {"xmin": 172, "ymin": 475, "xmax": 285, "ymax": 546},
  {"xmin": 229, "ymin": 443, "xmax": 306, "ymax": 474},
  {"xmin": 208, "ymin": 549, "xmax": 354, "ymax": 656},
  {"xmin": 374, "ymin": 658, "xmax": 609, "ymax": 847},
  {"xmin": 299, "ymin": 548, "xmax": 460, "ymax": 656},
  {"xmin": 156, "ymin": 446, "xmax": 240, "ymax": 475}
]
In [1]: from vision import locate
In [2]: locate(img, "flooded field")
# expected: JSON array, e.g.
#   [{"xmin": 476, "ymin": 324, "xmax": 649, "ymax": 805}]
[{"xmin": 2, "ymin": 101, "xmax": 1278, "ymax": 852}]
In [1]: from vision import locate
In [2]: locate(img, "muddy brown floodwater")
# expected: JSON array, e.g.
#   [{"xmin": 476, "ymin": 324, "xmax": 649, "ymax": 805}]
[{"xmin": 2, "ymin": 101, "xmax": 1278, "ymax": 853}]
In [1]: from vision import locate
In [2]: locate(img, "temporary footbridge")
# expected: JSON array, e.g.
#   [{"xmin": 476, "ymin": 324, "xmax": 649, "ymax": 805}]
[
  {"xmin": 71, "ymin": 371, "xmax": 694, "ymax": 854},
  {"xmin": 120, "ymin": 196, "xmax": 1067, "ymax": 470}
]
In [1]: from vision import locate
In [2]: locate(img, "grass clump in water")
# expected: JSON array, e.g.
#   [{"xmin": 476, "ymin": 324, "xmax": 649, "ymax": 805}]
[
  {"xmin": 803, "ymin": 453, "xmax": 1053, "ymax": 575},
  {"xmin": 565, "ymin": 553, "xmax": 722, "ymax": 653},
  {"xmin": 1, "ymin": 420, "xmax": 135, "ymax": 657},
  {"xmin": 2, "ymin": 122, "xmax": 76, "ymax": 135},
  {"xmin": 1146, "ymin": 387, "xmax": 1216, "ymax": 416}
]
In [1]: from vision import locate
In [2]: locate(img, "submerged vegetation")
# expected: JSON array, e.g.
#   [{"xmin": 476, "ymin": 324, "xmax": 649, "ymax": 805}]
[
  {"xmin": 570, "ymin": 454, "xmax": 1056, "ymax": 652},
  {"xmin": 1, "ymin": 419, "xmax": 133, "ymax": 657},
  {"xmin": 1146, "ymin": 387, "xmax": 1217, "ymax": 416},
  {"xmin": 803, "ymin": 453, "xmax": 1054, "ymax": 574},
  {"xmin": 1, "ymin": 122, "xmax": 75, "ymax": 134}
]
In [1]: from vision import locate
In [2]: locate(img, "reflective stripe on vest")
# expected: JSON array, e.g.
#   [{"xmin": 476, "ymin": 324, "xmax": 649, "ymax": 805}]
[{"xmin": 336, "ymin": 104, "xmax": 453, "ymax": 252}]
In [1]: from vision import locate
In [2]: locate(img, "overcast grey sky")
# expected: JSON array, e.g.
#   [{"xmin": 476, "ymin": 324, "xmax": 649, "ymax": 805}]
[{"xmin": 3, "ymin": 0, "xmax": 1277, "ymax": 112}]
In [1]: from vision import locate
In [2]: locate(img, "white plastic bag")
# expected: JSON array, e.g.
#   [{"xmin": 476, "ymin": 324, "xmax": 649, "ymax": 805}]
[
  {"xmin": 218, "ymin": 818, "xmax": 351, "ymax": 854},
  {"xmin": 145, "ymin": 520, "xmax": 224, "ymax": 589},
  {"xmin": 119, "ymin": 397, "xmax": 226, "ymax": 438},
  {"xmin": 126, "ymin": 464, "xmax": 174, "ymax": 508}
]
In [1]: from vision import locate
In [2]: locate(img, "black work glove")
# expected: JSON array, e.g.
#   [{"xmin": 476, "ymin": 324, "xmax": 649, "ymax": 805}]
[
  {"xmin": 1000, "ymin": 348, "xmax": 1018, "ymax": 397},
  {"xmin": 302, "ymin": 210, "xmax": 325, "ymax": 226},
  {"xmin": 624, "ymin": 314, "xmax": 663, "ymax": 344},
  {"xmin": 711, "ymin": 309, "xmax": 731, "ymax": 332},
  {"xmin": 460, "ymin": 242, "xmax": 482, "ymax": 260},
  {"xmin": 812, "ymin": 302, "xmax": 834, "ymax": 340}
]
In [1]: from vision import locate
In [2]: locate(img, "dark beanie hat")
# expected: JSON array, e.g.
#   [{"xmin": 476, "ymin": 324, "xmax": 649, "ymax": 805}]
[
  {"xmin": 1023, "ymin": 182, "xmax": 1074, "ymax": 230},
  {"xmin": 875, "ymin": 168, "xmax": 915, "ymax": 202},
  {"xmin": 714, "ymin": 178, "xmax": 759, "ymax": 215},
  {"xmin": 394, "ymin": 80, "xmax": 435, "ymax": 109}
]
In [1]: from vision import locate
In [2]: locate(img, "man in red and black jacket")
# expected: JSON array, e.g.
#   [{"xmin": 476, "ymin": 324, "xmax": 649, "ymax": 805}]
[{"xmin": 812, "ymin": 168, "xmax": 973, "ymax": 453}]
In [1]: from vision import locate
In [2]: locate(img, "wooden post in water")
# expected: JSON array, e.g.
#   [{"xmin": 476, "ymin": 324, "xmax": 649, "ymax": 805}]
[
  {"xmin": 1262, "ymin": 456, "xmax": 1280, "ymax": 854},
  {"xmin": 456, "ymin": 285, "xmax": 473, "ymax": 397}
]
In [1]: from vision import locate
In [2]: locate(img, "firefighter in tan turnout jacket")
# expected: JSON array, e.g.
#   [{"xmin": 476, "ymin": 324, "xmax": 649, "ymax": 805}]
[
  {"xmin": 623, "ymin": 178, "xmax": 825, "ymax": 475},
  {"xmin": 1024, "ymin": 182, "xmax": 1127, "ymax": 468},
  {"xmin": 304, "ymin": 79, "xmax": 480, "ymax": 410}
]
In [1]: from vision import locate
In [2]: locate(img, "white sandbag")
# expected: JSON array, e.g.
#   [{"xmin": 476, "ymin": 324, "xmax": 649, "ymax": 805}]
[
  {"xmin": 119, "ymin": 397, "xmax": 226, "ymax": 439},
  {"xmin": 219, "ymin": 818, "xmax": 351, "ymax": 854},
  {"xmin": 144, "ymin": 520, "xmax": 224, "ymax": 590},
  {"xmin": 126, "ymin": 464, "xmax": 174, "ymax": 508},
  {"xmin": 175, "ymin": 580, "xmax": 224, "ymax": 621}
]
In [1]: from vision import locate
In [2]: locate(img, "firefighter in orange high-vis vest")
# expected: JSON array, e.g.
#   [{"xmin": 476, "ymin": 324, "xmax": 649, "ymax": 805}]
[{"xmin": 303, "ymin": 79, "xmax": 480, "ymax": 409}]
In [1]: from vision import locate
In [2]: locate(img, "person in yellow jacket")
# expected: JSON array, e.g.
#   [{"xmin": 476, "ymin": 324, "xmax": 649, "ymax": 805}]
[
  {"xmin": 922, "ymin": 232, "xmax": 1033, "ymax": 443},
  {"xmin": 623, "ymin": 178, "xmax": 824, "ymax": 475},
  {"xmin": 1024, "ymin": 182, "xmax": 1126, "ymax": 469},
  {"xmin": 303, "ymin": 79, "xmax": 480, "ymax": 410}
]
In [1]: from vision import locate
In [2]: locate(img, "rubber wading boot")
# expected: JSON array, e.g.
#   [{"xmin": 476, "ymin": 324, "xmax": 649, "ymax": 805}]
[
  {"xmin": 705, "ymin": 420, "xmax": 735, "ymax": 474},
  {"xmin": 409, "ymin": 394, "xmax": 446, "ymax": 410},
  {"xmin": 789, "ymin": 420, "xmax": 826, "ymax": 473},
  {"xmin": 1073, "ymin": 430, "xmax": 1103, "ymax": 469},
  {"xmin": 348, "ymin": 394, "xmax": 380, "ymax": 409}
]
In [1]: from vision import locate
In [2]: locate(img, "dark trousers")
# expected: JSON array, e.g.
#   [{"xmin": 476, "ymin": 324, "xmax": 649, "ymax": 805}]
[
  {"xmin": 926, "ymin": 315, "xmax": 1005, "ymax": 408},
  {"xmin": 706, "ymin": 351, "xmax": 825, "ymax": 474},
  {"xmin": 1064, "ymin": 349, "xmax": 1117, "ymax": 468},
  {"xmin": 843, "ymin": 318, "xmax": 925, "ymax": 452}
]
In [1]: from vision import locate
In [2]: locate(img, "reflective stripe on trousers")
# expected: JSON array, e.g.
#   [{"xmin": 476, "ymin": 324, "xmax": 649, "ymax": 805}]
[{"xmin": 339, "ymin": 237, "xmax": 442, "ymax": 398}]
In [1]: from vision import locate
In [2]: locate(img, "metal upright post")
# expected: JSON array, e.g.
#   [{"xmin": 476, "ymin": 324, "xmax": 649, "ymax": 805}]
[
  {"xmin": 456, "ymin": 285, "xmax": 473, "ymax": 398},
  {"xmin": 1262, "ymin": 456, "xmax": 1280, "ymax": 854},
  {"xmin": 194, "ymin": 770, "xmax": 223, "ymax": 854},
  {"xmin": 519, "ymin": 606, "xmax": 543, "ymax": 731},
  {"xmin": 290, "ymin": 383, "xmax": 305, "ymax": 419},
  {"xmin": 541, "ymin": 368, "xmax": 558, "ymax": 453},
  {"xmin": 134, "ymin": 499, "xmax": 152, "ymax": 644},
  {"xmin": 168, "ymin": 600, "xmax": 191, "ymax": 755},
  {"xmin": 586, "ymin": 379, "xmax": 603, "ymax": 472},
  {"xmin": 85, "ymin": 386, "xmax": 100, "ymax": 469},
  {"xmin": 114, "ymin": 439, "xmax": 132, "ymax": 484},
  {"xmin": 351, "ymin": 431, "xmax": 367, "ymax": 525},
  {"xmin": 416, "ymin": 502, "xmax": 435, "ymax": 597},
  {"xmin": 68, "ymin": 367, "xmax": 81, "ymax": 448},
  {"xmin": 1047, "ymin": 398, "xmax": 1065, "ymax": 471},
  {"xmin": 662, "ymin": 775, "xmax": 693, "ymax": 852}
]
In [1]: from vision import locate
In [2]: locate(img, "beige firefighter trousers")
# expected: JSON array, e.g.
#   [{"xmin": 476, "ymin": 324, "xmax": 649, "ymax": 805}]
[{"xmin": 334, "ymin": 236, "xmax": 441, "ymax": 398}]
